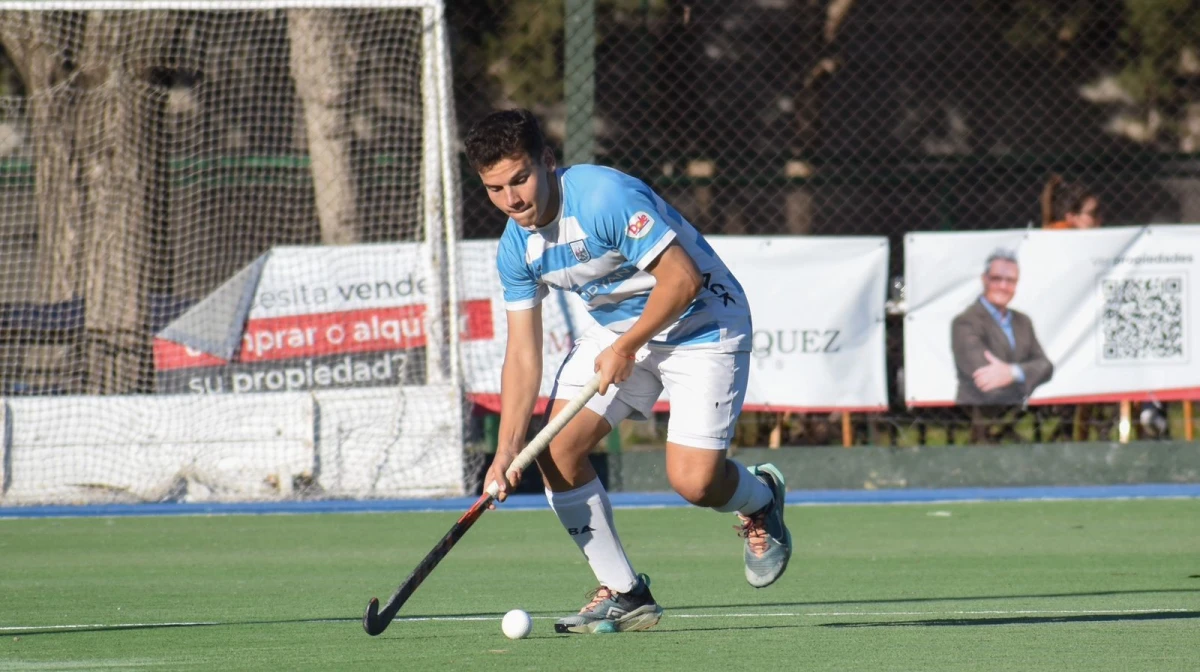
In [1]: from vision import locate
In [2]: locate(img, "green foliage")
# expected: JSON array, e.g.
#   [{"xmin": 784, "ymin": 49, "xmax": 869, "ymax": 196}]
[
  {"xmin": 484, "ymin": 0, "xmax": 564, "ymax": 106},
  {"xmin": 478, "ymin": 0, "xmax": 668, "ymax": 109},
  {"xmin": 1118, "ymin": 0, "xmax": 1200, "ymax": 105},
  {"xmin": 992, "ymin": 0, "xmax": 1200, "ymax": 144},
  {"xmin": 999, "ymin": 0, "xmax": 1095, "ymax": 52}
]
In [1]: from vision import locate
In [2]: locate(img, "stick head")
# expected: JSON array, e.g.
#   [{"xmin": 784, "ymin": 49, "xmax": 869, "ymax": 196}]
[{"xmin": 362, "ymin": 597, "xmax": 386, "ymax": 636}]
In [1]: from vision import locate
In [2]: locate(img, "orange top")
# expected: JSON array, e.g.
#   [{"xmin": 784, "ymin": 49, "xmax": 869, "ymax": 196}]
[{"xmin": 1044, "ymin": 220, "xmax": 1072, "ymax": 230}]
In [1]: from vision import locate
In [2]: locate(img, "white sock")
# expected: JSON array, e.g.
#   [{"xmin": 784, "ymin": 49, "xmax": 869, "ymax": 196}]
[
  {"xmin": 546, "ymin": 478, "xmax": 639, "ymax": 593},
  {"xmin": 712, "ymin": 460, "xmax": 774, "ymax": 516}
]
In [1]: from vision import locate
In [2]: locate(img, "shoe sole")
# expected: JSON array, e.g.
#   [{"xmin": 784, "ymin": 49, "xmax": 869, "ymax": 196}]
[
  {"xmin": 746, "ymin": 463, "xmax": 792, "ymax": 589},
  {"xmin": 554, "ymin": 604, "xmax": 664, "ymax": 634}
]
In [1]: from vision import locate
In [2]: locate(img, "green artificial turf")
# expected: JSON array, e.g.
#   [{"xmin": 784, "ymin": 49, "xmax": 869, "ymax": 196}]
[{"xmin": 2, "ymin": 500, "xmax": 1198, "ymax": 671}]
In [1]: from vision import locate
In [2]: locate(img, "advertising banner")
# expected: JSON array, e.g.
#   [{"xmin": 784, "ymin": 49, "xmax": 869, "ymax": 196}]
[
  {"xmin": 718, "ymin": 236, "xmax": 889, "ymax": 411},
  {"xmin": 154, "ymin": 245, "xmax": 494, "ymax": 394},
  {"xmin": 156, "ymin": 237, "xmax": 890, "ymax": 411},
  {"xmin": 905, "ymin": 226, "xmax": 1200, "ymax": 406}
]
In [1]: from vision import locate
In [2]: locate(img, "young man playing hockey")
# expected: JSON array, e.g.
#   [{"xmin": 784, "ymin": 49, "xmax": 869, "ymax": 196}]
[{"xmin": 467, "ymin": 108, "xmax": 792, "ymax": 634}]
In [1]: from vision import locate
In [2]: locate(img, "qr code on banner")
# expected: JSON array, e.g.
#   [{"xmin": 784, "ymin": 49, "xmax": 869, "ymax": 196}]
[{"xmin": 1100, "ymin": 275, "xmax": 1186, "ymax": 363}]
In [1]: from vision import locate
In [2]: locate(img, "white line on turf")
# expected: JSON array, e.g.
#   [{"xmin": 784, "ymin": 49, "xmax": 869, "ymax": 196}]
[
  {"xmin": 0, "ymin": 622, "xmax": 220, "ymax": 631},
  {"xmin": 3, "ymin": 608, "xmax": 1189, "ymax": 631},
  {"xmin": 671, "ymin": 608, "xmax": 1193, "ymax": 618}
]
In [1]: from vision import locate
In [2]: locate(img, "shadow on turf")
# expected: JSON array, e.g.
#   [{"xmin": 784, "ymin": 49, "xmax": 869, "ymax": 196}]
[
  {"xmin": 821, "ymin": 611, "xmax": 1200, "ymax": 628},
  {"xmin": 6, "ymin": 618, "xmax": 358, "ymax": 637},
  {"xmin": 646, "ymin": 623, "xmax": 805, "ymax": 634},
  {"xmin": 302, "ymin": 585, "xmax": 1200, "ymax": 624},
  {"xmin": 668, "ymin": 587, "xmax": 1200, "ymax": 611},
  {"xmin": 26, "ymin": 589, "xmax": 1195, "ymax": 637}
]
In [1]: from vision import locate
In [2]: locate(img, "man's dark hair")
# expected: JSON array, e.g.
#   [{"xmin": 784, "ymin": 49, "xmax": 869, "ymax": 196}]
[{"xmin": 464, "ymin": 108, "xmax": 546, "ymax": 172}]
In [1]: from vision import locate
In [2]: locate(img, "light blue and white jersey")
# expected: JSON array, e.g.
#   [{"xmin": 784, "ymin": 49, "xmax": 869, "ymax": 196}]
[{"xmin": 496, "ymin": 165, "xmax": 752, "ymax": 352}]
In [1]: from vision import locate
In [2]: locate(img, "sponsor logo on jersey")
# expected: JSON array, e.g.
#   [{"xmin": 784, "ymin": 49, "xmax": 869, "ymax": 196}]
[
  {"xmin": 578, "ymin": 266, "xmax": 639, "ymax": 301},
  {"xmin": 627, "ymin": 211, "xmax": 654, "ymax": 239},
  {"xmin": 570, "ymin": 239, "xmax": 591, "ymax": 263}
]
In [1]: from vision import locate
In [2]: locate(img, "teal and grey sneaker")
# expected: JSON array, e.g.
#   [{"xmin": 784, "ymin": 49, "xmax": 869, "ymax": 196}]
[
  {"xmin": 553, "ymin": 573, "xmax": 663, "ymax": 634},
  {"xmin": 737, "ymin": 464, "xmax": 792, "ymax": 588}
]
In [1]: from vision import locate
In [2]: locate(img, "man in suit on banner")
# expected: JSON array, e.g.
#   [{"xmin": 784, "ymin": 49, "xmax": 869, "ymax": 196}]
[{"xmin": 951, "ymin": 249, "xmax": 1053, "ymax": 406}]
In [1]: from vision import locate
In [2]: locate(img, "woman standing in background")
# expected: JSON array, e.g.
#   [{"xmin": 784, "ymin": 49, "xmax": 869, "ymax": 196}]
[{"xmin": 1042, "ymin": 174, "xmax": 1102, "ymax": 230}]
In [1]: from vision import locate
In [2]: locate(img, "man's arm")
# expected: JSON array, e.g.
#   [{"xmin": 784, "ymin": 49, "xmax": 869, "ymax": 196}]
[
  {"xmin": 484, "ymin": 304, "xmax": 543, "ymax": 502},
  {"xmin": 592, "ymin": 242, "xmax": 701, "ymax": 396},
  {"xmin": 610, "ymin": 242, "xmax": 702, "ymax": 356},
  {"xmin": 1016, "ymin": 320, "xmax": 1054, "ymax": 393},
  {"xmin": 950, "ymin": 313, "xmax": 991, "ymax": 380},
  {"xmin": 497, "ymin": 305, "xmax": 543, "ymax": 453}
]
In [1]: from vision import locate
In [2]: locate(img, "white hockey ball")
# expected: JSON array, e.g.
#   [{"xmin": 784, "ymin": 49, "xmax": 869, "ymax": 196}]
[{"xmin": 501, "ymin": 609, "xmax": 533, "ymax": 639}]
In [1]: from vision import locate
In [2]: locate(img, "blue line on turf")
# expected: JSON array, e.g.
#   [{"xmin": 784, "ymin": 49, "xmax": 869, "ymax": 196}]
[{"xmin": 1, "ymin": 483, "xmax": 1198, "ymax": 519}]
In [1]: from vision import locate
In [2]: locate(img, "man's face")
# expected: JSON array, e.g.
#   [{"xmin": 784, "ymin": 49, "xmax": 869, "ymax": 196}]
[
  {"xmin": 478, "ymin": 148, "xmax": 557, "ymax": 229},
  {"xmin": 982, "ymin": 259, "xmax": 1019, "ymax": 309}
]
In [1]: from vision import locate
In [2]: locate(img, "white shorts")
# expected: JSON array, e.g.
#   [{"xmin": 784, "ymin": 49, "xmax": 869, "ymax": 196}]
[{"xmin": 551, "ymin": 327, "xmax": 750, "ymax": 450}]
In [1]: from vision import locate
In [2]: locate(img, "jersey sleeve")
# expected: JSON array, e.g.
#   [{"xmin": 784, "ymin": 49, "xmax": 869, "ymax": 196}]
[
  {"xmin": 496, "ymin": 234, "xmax": 548, "ymax": 311},
  {"xmin": 590, "ymin": 179, "xmax": 677, "ymax": 270}
]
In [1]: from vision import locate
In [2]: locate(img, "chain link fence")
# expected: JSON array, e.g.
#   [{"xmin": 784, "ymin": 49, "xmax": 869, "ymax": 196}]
[
  {"xmin": 0, "ymin": 1, "xmax": 1196, "ymax": 447},
  {"xmin": 452, "ymin": 0, "xmax": 1200, "ymax": 446}
]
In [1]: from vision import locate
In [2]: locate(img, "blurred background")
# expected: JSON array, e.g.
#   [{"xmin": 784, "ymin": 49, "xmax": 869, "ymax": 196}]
[{"xmin": 2, "ymin": 0, "xmax": 1199, "ymax": 449}]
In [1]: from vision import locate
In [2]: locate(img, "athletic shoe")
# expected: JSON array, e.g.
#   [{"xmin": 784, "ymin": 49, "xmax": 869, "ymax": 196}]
[
  {"xmin": 737, "ymin": 463, "xmax": 792, "ymax": 588},
  {"xmin": 553, "ymin": 573, "xmax": 663, "ymax": 634}
]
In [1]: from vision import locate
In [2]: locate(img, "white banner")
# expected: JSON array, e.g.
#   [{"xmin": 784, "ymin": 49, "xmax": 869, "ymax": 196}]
[
  {"xmin": 251, "ymin": 245, "xmax": 430, "ymax": 317},
  {"xmin": 462, "ymin": 236, "xmax": 890, "ymax": 412},
  {"xmin": 720, "ymin": 236, "xmax": 890, "ymax": 411},
  {"xmin": 905, "ymin": 225, "xmax": 1200, "ymax": 406},
  {"xmin": 458, "ymin": 239, "xmax": 594, "ymax": 410},
  {"xmin": 154, "ymin": 243, "xmax": 494, "ymax": 393},
  {"xmin": 157, "ymin": 238, "xmax": 890, "ymax": 411}
]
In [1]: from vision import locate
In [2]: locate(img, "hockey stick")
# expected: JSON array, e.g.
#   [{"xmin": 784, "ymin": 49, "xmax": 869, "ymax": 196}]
[{"xmin": 362, "ymin": 373, "xmax": 603, "ymax": 636}]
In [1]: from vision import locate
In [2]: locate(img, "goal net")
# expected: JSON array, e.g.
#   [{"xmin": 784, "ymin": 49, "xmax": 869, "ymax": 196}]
[{"xmin": 0, "ymin": 0, "xmax": 465, "ymax": 504}]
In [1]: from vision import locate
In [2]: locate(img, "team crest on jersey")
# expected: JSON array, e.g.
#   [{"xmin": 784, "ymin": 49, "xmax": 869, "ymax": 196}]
[
  {"xmin": 627, "ymin": 211, "xmax": 654, "ymax": 239},
  {"xmin": 569, "ymin": 239, "xmax": 591, "ymax": 263}
]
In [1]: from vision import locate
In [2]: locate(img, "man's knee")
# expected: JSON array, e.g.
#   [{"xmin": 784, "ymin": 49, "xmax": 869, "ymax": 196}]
[
  {"xmin": 670, "ymin": 477, "xmax": 722, "ymax": 506},
  {"xmin": 537, "ymin": 446, "xmax": 593, "ymax": 490},
  {"xmin": 537, "ymin": 408, "xmax": 611, "ymax": 491},
  {"xmin": 666, "ymin": 457, "xmax": 731, "ymax": 506}
]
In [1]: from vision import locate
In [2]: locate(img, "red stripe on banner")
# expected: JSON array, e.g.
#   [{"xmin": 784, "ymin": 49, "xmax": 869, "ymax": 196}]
[
  {"xmin": 737, "ymin": 403, "xmax": 890, "ymax": 413},
  {"xmin": 240, "ymin": 306, "xmax": 426, "ymax": 361},
  {"xmin": 906, "ymin": 400, "xmax": 958, "ymax": 408},
  {"xmin": 240, "ymin": 300, "xmax": 494, "ymax": 363},
  {"xmin": 460, "ymin": 299, "xmax": 495, "ymax": 342},
  {"xmin": 1031, "ymin": 387, "xmax": 1200, "ymax": 404},
  {"xmin": 468, "ymin": 394, "xmax": 887, "ymax": 415},
  {"xmin": 469, "ymin": 394, "xmax": 552, "ymax": 415},
  {"xmin": 909, "ymin": 387, "xmax": 1200, "ymax": 407},
  {"xmin": 154, "ymin": 300, "xmax": 494, "ymax": 370},
  {"xmin": 153, "ymin": 339, "xmax": 228, "ymax": 371},
  {"xmin": 651, "ymin": 401, "xmax": 888, "ymax": 413}
]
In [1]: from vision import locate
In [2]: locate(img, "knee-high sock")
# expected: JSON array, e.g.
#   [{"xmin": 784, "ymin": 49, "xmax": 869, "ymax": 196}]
[
  {"xmin": 546, "ymin": 478, "xmax": 638, "ymax": 593},
  {"xmin": 712, "ymin": 459, "xmax": 774, "ymax": 515}
]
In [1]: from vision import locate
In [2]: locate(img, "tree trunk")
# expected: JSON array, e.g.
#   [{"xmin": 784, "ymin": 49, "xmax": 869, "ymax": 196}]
[
  {"xmin": 288, "ymin": 9, "xmax": 360, "ymax": 245},
  {"xmin": 787, "ymin": 0, "xmax": 858, "ymax": 236},
  {"xmin": 76, "ymin": 11, "xmax": 159, "ymax": 394},
  {"xmin": 0, "ymin": 12, "xmax": 87, "ymax": 392},
  {"xmin": 0, "ymin": 14, "xmax": 83, "ymax": 304},
  {"xmin": 0, "ymin": 10, "xmax": 164, "ymax": 394}
]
